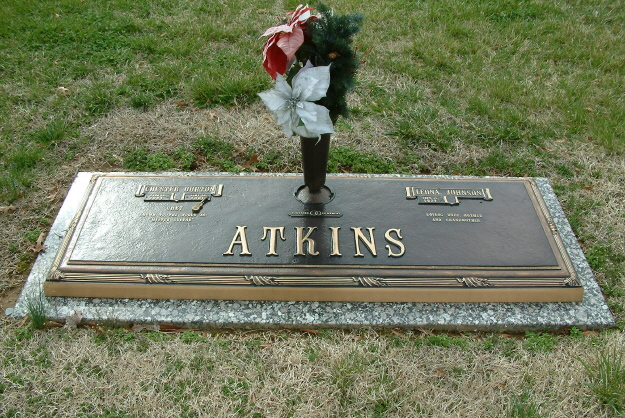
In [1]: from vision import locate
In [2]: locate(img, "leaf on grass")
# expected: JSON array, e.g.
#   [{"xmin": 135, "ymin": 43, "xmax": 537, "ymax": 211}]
[
  {"xmin": 64, "ymin": 310, "xmax": 82, "ymax": 330},
  {"xmin": 18, "ymin": 313, "xmax": 30, "ymax": 328},
  {"xmin": 131, "ymin": 324, "xmax": 160, "ymax": 332},
  {"xmin": 31, "ymin": 232, "xmax": 46, "ymax": 254},
  {"xmin": 0, "ymin": 205, "xmax": 17, "ymax": 214},
  {"xmin": 231, "ymin": 147, "xmax": 247, "ymax": 158},
  {"xmin": 300, "ymin": 328, "xmax": 320, "ymax": 334},
  {"xmin": 159, "ymin": 324, "xmax": 184, "ymax": 332},
  {"xmin": 582, "ymin": 330, "xmax": 600, "ymax": 337},
  {"xmin": 391, "ymin": 329, "xmax": 405, "ymax": 338},
  {"xmin": 414, "ymin": 327, "xmax": 433, "ymax": 336},
  {"xmin": 46, "ymin": 187, "xmax": 59, "ymax": 202},
  {"xmin": 435, "ymin": 367, "xmax": 448, "ymax": 377},
  {"xmin": 244, "ymin": 155, "xmax": 259, "ymax": 169},
  {"xmin": 582, "ymin": 186, "xmax": 593, "ymax": 190},
  {"xmin": 89, "ymin": 322, "xmax": 104, "ymax": 336}
]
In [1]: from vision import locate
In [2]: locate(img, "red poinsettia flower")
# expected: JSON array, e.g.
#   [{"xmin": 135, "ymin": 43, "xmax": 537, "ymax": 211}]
[{"xmin": 261, "ymin": 5, "xmax": 317, "ymax": 79}]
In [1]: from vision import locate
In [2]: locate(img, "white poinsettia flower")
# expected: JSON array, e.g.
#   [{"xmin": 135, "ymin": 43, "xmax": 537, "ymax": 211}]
[{"xmin": 258, "ymin": 65, "xmax": 335, "ymax": 139}]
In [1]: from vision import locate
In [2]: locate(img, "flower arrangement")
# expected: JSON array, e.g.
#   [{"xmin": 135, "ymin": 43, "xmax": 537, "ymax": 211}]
[{"xmin": 258, "ymin": 3, "xmax": 363, "ymax": 139}]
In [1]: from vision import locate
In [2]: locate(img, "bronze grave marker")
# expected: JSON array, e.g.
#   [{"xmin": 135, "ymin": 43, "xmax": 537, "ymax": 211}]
[{"xmin": 44, "ymin": 174, "xmax": 582, "ymax": 302}]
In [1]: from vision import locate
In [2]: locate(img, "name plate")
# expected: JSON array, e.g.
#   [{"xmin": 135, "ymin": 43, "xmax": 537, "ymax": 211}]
[{"xmin": 44, "ymin": 174, "xmax": 582, "ymax": 303}]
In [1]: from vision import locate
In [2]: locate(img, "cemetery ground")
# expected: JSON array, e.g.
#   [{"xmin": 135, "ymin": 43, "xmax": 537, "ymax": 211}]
[{"xmin": 0, "ymin": 0, "xmax": 624, "ymax": 416}]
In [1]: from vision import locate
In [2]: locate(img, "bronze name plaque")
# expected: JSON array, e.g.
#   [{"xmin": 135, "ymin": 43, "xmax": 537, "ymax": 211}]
[{"xmin": 44, "ymin": 174, "xmax": 583, "ymax": 303}]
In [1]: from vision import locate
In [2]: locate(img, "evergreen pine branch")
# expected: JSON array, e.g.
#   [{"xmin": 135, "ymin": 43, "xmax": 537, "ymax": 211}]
[{"xmin": 296, "ymin": 3, "xmax": 363, "ymax": 123}]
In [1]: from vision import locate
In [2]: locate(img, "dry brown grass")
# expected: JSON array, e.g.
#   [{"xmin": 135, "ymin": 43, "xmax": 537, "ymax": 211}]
[
  {"xmin": 2, "ymin": 1, "xmax": 624, "ymax": 415},
  {"xmin": 1, "ymin": 70, "xmax": 624, "ymax": 418},
  {"xmin": 1, "ymin": 320, "xmax": 623, "ymax": 417}
]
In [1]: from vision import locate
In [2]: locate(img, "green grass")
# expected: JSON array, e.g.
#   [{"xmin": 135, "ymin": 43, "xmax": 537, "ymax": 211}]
[
  {"xmin": 328, "ymin": 146, "xmax": 397, "ymax": 173},
  {"xmin": 507, "ymin": 388, "xmax": 545, "ymax": 418},
  {"xmin": 580, "ymin": 346, "xmax": 625, "ymax": 415},
  {"xmin": 25, "ymin": 294, "xmax": 47, "ymax": 330},
  {"xmin": 1, "ymin": 0, "xmax": 624, "ymax": 415}
]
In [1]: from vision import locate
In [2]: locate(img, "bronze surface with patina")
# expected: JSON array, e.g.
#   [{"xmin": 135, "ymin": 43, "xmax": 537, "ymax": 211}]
[{"xmin": 44, "ymin": 174, "xmax": 582, "ymax": 303}]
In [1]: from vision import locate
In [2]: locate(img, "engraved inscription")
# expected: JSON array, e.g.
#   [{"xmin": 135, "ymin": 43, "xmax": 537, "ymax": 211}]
[
  {"xmin": 290, "ymin": 210, "xmax": 342, "ymax": 218},
  {"xmin": 139, "ymin": 212, "xmax": 205, "ymax": 223},
  {"xmin": 425, "ymin": 212, "xmax": 483, "ymax": 223},
  {"xmin": 406, "ymin": 186, "xmax": 493, "ymax": 206},
  {"xmin": 45, "ymin": 175, "xmax": 583, "ymax": 303},
  {"xmin": 135, "ymin": 184, "xmax": 223, "ymax": 213}
]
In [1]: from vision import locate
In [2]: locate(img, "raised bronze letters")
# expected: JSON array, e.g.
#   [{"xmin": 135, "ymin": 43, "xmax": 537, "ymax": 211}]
[
  {"xmin": 44, "ymin": 174, "xmax": 583, "ymax": 303},
  {"xmin": 406, "ymin": 186, "xmax": 493, "ymax": 205}
]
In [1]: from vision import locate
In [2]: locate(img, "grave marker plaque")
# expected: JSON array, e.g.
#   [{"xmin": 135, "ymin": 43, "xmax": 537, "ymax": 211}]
[{"xmin": 44, "ymin": 174, "xmax": 582, "ymax": 302}]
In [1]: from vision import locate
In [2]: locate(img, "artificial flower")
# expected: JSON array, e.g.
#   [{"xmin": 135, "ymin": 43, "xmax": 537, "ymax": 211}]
[
  {"xmin": 258, "ymin": 65, "xmax": 334, "ymax": 139},
  {"xmin": 261, "ymin": 4, "xmax": 317, "ymax": 79}
]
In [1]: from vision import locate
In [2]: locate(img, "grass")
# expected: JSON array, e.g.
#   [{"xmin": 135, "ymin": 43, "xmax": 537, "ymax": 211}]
[
  {"xmin": 0, "ymin": 0, "xmax": 624, "ymax": 416},
  {"xmin": 580, "ymin": 346, "xmax": 625, "ymax": 415},
  {"xmin": 24, "ymin": 295, "xmax": 46, "ymax": 330}
]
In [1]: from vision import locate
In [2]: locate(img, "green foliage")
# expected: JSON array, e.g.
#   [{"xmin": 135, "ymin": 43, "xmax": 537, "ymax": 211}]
[
  {"xmin": 85, "ymin": 82, "xmax": 119, "ymax": 116},
  {"xmin": 390, "ymin": 118, "xmax": 453, "ymax": 152},
  {"xmin": 422, "ymin": 334, "xmax": 468, "ymax": 349},
  {"xmin": 24, "ymin": 229, "xmax": 41, "ymax": 243},
  {"xmin": 191, "ymin": 74, "xmax": 268, "ymax": 108},
  {"xmin": 486, "ymin": 0, "xmax": 547, "ymax": 24},
  {"xmin": 328, "ymin": 146, "xmax": 395, "ymax": 173},
  {"xmin": 523, "ymin": 332, "xmax": 557, "ymax": 353},
  {"xmin": 130, "ymin": 93, "xmax": 154, "ymax": 111},
  {"xmin": 569, "ymin": 326, "xmax": 583, "ymax": 339},
  {"xmin": 292, "ymin": 3, "xmax": 363, "ymax": 122},
  {"xmin": 580, "ymin": 346, "xmax": 625, "ymax": 415},
  {"xmin": 26, "ymin": 294, "xmax": 47, "ymax": 330},
  {"xmin": 507, "ymin": 388, "xmax": 544, "ymax": 418},
  {"xmin": 123, "ymin": 147, "xmax": 195, "ymax": 172},
  {"xmin": 31, "ymin": 120, "xmax": 69, "ymax": 147},
  {"xmin": 445, "ymin": 152, "xmax": 539, "ymax": 177},
  {"xmin": 194, "ymin": 136, "xmax": 241, "ymax": 171},
  {"xmin": 173, "ymin": 147, "xmax": 195, "ymax": 171},
  {"xmin": 586, "ymin": 244, "xmax": 625, "ymax": 276},
  {"xmin": 585, "ymin": 244, "xmax": 625, "ymax": 300},
  {"xmin": 146, "ymin": 153, "xmax": 176, "ymax": 171},
  {"xmin": 221, "ymin": 377, "xmax": 252, "ymax": 415},
  {"xmin": 179, "ymin": 331, "xmax": 207, "ymax": 344}
]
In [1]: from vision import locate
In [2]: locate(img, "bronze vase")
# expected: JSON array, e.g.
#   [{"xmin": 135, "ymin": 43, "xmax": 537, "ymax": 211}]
[
  {"xmin": 296, "ymin": 133, "xmax": 333, "ymax": 204},
  {"xmin": 300, "ymin": 133, "xmax": 331, "ymax": 192}
]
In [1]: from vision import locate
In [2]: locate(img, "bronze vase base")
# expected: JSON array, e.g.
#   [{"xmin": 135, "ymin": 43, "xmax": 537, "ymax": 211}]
[{"xmin": 294, "ymin": 184, "xmax": 334, "ymax": 204}]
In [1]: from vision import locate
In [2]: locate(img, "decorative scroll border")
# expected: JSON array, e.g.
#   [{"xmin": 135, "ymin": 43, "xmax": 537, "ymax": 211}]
[
  {"xmin": 47, "ymin": 270, "xmax": 575, "ymax": 288},
  {"xmin": 46, "ymin": 175, "xmax": 582, "ymax": 292},
  {"xmin": 527, "ymin": 179, "xmax": 580, "ymax": 287}
]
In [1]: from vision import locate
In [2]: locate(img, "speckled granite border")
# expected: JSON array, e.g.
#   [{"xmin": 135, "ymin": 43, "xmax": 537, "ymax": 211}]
[{"xmin": 13, "ymin": 172, "xmax": 615, "ymax": 331}]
